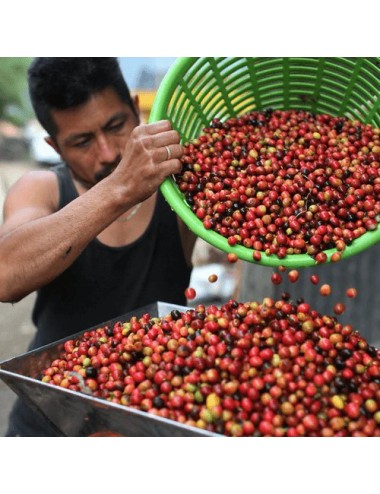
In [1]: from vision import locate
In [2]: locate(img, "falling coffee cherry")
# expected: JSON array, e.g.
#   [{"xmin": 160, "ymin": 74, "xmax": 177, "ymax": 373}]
[
  {"xmin": 310, "ymin": 274, "xmax": 320, "ymax": 285},
  {"xmin": 288, "ymin": 270, "xmax": 299, "ymax": 283},
  {"xmin": 271, "ymin": 273, "xmax": 283, "ymax": 285},
  {"xmin": 320, "ymin": 284, "xmax": 332, "ymax": 296},
  {"xmin": 346, "ymin": 288, "xmax": 358, "ymax": 298},
  {"xmin": 334, "ymin": 302, "xmax": 346, "ymax": 315},
  {"xmin": 227, "ymin": 253, "xmax": 238, "ymax": 263},
  {"xmin": 208, "ymin": 274, "xmax": 218, "ymax": 283},
  {"xmin": 184, "ymin": 287, "xmax": 196, "ymax": 300}
]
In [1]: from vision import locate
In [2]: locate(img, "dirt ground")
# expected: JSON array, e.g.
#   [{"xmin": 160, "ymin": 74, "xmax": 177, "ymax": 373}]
[{"xmin": 0, "ymin": 294, "xmax": 36, "ymax": 436}]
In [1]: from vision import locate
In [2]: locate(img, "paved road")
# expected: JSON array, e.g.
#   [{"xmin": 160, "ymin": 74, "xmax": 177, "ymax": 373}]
[{"xmin": 0, "ymin": 160, "xmax": 39, "ymax": 436}]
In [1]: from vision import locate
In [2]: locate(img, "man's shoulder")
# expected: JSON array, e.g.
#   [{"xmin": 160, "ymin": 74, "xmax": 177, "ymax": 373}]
[
  {"xmin": 5, "ymin": 166, "xmax": 60, "ymax": 202},
  {"xmin": 1, "ymin": 165, "xmax": 62, "ymax": 229}
]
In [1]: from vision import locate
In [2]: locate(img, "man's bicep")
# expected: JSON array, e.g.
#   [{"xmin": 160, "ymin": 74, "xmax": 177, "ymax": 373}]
[{"xmin": 0, "ymin": 171, "xmax": 58, "ymax": 235}]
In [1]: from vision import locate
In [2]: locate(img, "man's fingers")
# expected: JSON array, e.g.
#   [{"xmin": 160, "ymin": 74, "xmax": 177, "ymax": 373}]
[
  {"xmin": 137, "ymin": 125, "xmax": 182, "ymax": 162},
  {"xmin": 158, "ymin": 158, "xmax": 183, "ymax": 179},
  {"xmin": 151, "ymin": 129, "xmax": 181, "ymax": 148},
  {"xmin": 160, "ymin": 143, "xmax": 183, "ymax": 162},
  {"xmin": 144, "ymin": 120, "xmax": 173, "ymax": 135}
]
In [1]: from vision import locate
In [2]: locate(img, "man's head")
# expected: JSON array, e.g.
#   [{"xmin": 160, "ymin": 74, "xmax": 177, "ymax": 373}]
[
  {"xmin": 28, "ymin": 58, "xmax": 140, "ymax": 187},
  {"xmin": 28, "ymin": 58, "xmax": 137, "ymax": 138}
]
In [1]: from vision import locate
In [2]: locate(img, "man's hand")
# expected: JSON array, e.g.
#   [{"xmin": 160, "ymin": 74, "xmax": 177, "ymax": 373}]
[{"xmin": 110, "ymin": 120, "xmax": 183, "ymax": 204}]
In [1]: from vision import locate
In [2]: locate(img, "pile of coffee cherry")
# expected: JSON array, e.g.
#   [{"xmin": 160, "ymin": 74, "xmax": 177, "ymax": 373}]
[
  {"xmin": 177, "ymin": 109, "xmax": 380, "ymax": 262},
  {"xmin": 40, "ymin": 287, "xmax": 380, "ymax": 437}
]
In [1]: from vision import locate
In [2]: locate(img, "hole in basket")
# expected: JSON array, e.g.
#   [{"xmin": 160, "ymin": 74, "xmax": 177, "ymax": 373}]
[{"xmin": 299, "ymin": 94, "xmax": 318, "ymax": 104}]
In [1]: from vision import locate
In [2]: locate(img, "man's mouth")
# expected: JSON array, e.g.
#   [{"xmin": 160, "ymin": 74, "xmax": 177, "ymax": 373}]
[
  {"xmin": 95, "ymin": 164, "xmax": 119, "ymax": 183},
  {"xmin": 95, "ymin": 169, "xmax": 113, "ymax": 182}
]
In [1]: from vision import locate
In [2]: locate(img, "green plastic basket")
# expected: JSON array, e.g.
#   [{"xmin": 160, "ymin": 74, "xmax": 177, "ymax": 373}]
[{"xmin": 149, "ymin": 57, "xmax": 380, "ymax": 267}]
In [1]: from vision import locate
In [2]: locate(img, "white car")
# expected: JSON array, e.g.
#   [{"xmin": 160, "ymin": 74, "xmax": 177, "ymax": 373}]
[{"xmin": 24, "ymin": 120, "xmax": 61, "ymax": 166}]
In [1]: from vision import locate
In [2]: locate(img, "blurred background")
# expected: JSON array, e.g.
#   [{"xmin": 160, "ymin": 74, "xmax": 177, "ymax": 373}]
[{"xmin": 0, "ymin": 57, "xmax": 238, "ymax": 436}]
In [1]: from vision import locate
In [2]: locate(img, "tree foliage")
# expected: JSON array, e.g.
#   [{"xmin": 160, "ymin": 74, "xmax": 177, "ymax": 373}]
[{"xmin": 0, "ymin": 57, "xmax": 33, "ymax": 126}]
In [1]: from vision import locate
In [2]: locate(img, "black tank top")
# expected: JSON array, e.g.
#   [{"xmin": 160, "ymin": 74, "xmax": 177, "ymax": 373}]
[{"xmin": 30, "ymin": 163, "xmax": 192, "ymax": 348}]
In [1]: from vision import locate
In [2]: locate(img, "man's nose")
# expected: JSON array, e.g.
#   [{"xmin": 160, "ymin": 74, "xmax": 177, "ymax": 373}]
[{"xmin": 97, "ymin": 135, "xmax": 119, "ymax": 164}]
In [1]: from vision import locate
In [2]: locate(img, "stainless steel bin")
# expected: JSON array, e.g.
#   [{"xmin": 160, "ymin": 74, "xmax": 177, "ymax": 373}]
[{"xmin": 0, "ymin": 301, "xmax": 218, "ymax": 437}]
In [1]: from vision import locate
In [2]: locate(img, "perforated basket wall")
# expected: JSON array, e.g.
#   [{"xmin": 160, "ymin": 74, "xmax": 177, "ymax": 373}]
[{"xmin": 150, "ymin": 57, "xmax": 380, "ymax": 267}]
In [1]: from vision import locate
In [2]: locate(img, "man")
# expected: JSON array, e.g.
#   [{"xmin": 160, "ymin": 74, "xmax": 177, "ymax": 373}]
[{"xmin": 1, "ymin": 58, "xmax": 196, "ymax": 435}]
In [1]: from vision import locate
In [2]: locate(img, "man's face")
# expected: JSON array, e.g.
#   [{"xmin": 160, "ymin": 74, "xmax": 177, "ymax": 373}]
[{"xmin": 47, "ymin": 87, "xmax": 140, "ymax": 187}]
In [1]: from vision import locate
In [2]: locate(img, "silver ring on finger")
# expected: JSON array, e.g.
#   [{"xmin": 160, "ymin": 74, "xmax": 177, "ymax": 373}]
[{"xmin": 165, "ymin": 145, "xmax": 172, "ymax": 161}]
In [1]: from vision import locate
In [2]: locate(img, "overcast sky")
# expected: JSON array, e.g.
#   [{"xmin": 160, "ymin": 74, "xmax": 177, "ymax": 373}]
[{"xmin": 118, "ymin": 57, "xmax": 177, "ymax": 89}]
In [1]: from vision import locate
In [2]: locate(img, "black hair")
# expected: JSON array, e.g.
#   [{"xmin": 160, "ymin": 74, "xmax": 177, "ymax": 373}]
[{"xmin": 28, "ymin": 57, "xmax": 137, "ymax": 138}]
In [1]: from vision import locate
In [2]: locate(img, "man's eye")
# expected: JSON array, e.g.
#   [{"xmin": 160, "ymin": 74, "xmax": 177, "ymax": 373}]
[
  {"xmin": 108, "ymin": 121, "xmax": 125, "ymax": 132},
  {"xmin": 74, "ymin": 140, "xmax": 91, "ymax": 148}
]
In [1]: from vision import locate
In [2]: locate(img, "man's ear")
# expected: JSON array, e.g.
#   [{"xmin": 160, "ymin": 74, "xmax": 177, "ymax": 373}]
[
  {"xmin": 45, "ymin": 136, "xmax": 61, "ymax": 156},
  {"xmin": 133, "ymin": 94, "xmax": 141, "ymax": 121}
]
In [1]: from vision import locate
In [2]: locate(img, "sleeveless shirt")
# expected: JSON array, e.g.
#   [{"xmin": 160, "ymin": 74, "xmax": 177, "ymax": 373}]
[
  {"xmin": 31, "ymin": 163, "xmax": 192, "ymax": 348},
  {"xmin": 7, "ymin": 162, "xmax": 192, "ymax": 436}
]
